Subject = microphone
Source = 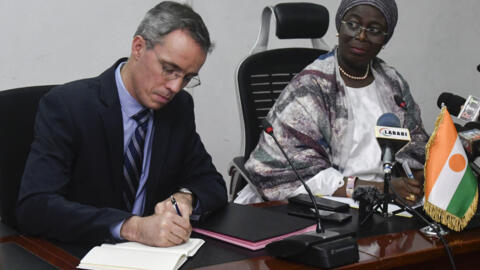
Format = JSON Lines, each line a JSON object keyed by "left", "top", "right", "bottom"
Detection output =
{"left": 352, "top": 186, "right": 383, "bottom": 225}
{"left": 262, "top": 119, "right": 359, "bottom": 268}
{"left": 375, "top": 113, "right": 411, "bottom": 168}
{"left": 438, "top": 93, "right": 480, "bottom": 169}
{"left": 374, "top": 113, "right": 411, "bottom": 216}
{"left": 437, "top": 92, "right": 480, "bottom": 122}
{"left": 458, "top": 122, "right": 480, "bottom": 175}
{"left": 457, "top": 95, "right": 480, "bottom": 122}
{"left": 459, "top": 123, "right": 480, "bottom": 160}
{"left": 260, "top": 119, "right": 323, "bottom": 234}
{"left": 464, "top": 121, "right": 480, "bottom": 131}
{"left": 394, "top": 95, "right": 407, "bottom": 111}
{"left": 437, "top": 92, "right": 466, "bottom": 116}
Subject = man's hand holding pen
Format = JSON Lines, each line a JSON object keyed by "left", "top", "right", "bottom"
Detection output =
{"left": 158, "top": 192, "right": 194, "bottom": 218}
{"left": 120, "top": 192, "right": 194, "bottom": 247}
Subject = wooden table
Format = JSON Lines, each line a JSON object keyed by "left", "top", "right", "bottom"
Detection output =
{"left": 1, "top": 202, "right": 480, "bottom": 270}
{"left": 192, "top": 228, "right": 480, "bottom": 270}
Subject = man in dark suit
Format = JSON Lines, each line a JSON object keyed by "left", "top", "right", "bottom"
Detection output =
{"left": 16, "top": 1, "right": 227, "bottom": 247}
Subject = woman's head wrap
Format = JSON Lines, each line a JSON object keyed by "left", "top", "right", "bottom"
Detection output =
{"left": 335, "top": 0, "right": 398, "bottom": 44}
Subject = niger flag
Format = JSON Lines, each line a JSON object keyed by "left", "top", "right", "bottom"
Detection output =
{"left": 424, "top": 107, "right": 478, "bottom": 231}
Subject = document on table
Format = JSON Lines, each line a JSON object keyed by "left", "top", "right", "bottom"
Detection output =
{"left": 77, "top": 238, "right": 204, "bottom": 270}
{"left": 321, "top": 195, "right": 423, "bottom": 218}
{"left": 193, "top": 203, "right": 317, "bottom": 250}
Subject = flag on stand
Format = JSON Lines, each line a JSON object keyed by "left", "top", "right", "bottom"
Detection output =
{"left": 424, "top": 107, "right": 478, "bottom": 231}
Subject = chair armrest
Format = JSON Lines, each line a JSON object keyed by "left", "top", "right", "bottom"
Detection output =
{"left": 228, "top": 156, "right": 267, "bottom": 202}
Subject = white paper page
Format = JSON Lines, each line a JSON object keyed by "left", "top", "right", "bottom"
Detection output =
{"left": 78, "top": 246, "right": 186, "bottom": 270}
{"left": 103, "top": 238, "right": 205, "bottom": 257}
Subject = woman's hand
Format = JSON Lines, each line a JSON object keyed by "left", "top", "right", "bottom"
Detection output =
{"left": 391, "top": 174, "right": 424, "bottom": 206}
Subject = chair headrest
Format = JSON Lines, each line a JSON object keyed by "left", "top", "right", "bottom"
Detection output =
{"left": 274, "top": 3, "right": 329, "bottom": 39}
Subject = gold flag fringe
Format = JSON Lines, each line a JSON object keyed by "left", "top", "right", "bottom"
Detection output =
{"left": 424, "top": 107, "right": 446, "bottom": 171}
{"left": 423, "top": 107, "right": 478, "bottom": 231}
{"left": 424, "top": 190, "right": 478, "bottom": 231}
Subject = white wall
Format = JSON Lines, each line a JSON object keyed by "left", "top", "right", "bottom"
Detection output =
{"left": 1, "top": 0, "right": 479, "bottom": 191}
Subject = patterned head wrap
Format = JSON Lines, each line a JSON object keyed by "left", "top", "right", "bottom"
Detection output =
{"left": 335, "top": 0, "right": 398, "bottom": 44}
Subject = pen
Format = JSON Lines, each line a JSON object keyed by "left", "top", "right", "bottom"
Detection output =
{"left": 402, "top": 160, "right": 414, "bottom": 179}
{"left": 170, "top": 195, "right": 182, "bottom": 217}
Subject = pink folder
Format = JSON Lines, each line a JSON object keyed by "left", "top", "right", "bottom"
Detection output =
{"left": 193, "top": 224, "right": 317, "bottom": 251}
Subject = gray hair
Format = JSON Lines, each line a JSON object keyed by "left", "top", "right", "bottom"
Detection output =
{"left": 135, "top": 1, "right": 213, "bottom": 53}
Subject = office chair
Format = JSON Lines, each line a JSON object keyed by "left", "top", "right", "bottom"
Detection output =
{"left": 0, "top": 85, "right": 56, "bottom": 228}
{"left": 228, "top": 3, "right": 330, "bottom": 202}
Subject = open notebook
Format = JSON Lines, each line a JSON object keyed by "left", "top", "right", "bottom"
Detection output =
{"left": 77, "top": 238, "right": 204, "bottom": 270}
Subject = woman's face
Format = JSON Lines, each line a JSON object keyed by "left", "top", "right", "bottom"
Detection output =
{"left": 337, "top": 5, "right": 387, "bottom": 70}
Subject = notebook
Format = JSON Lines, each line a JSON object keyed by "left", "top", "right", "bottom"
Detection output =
{"left": 193, "top": 203, "right": 316, "bottom": 250}
{"left": 77, "top": 238, "right": 204, "bottom": 270}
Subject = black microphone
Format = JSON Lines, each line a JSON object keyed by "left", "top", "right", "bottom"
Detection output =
{"left": 394, "top": 95, "right": 407, "bottom": 111}
{"left": 261, "top": 119, "right": 323, "bottom": 233}
{"left": 352, "top": 186, "right": 383, "bottom": 225}
{"left": 374, "top": 113, "right": 411, "bottom": 215}
{"left": 375, "top": 113, "right": 411, "bottom": 168}
{"left": 464, "top": 121, "right": 480, "bottom": 131}
{"left": 459, "top": 122, "right": 480, "bottom": 160}
{"left": 457, "top": 122, "right": 480, "bottom": 175}
{"left": 438, "top": 92, "right": 480, "bottom": 124}
{"left": 262, "top": 119, "right": 359, "bottom": 269}
{"left": 437, "top": 92, "right": 466, "bottom": 116}
{"left": 437, "top": 93, "right": 480, "bottom": 164}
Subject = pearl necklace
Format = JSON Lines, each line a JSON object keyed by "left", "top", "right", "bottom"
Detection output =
{"left": 339, "top": 63, "right": 370, "bottom": 80}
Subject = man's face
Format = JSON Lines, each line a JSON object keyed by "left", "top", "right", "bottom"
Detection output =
{"left": 126, "top": 29, "right": 207, "bottom": 110}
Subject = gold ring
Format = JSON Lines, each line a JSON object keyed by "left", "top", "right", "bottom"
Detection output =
{"left": 405, "top": 194, "right": 416, "bottom": 201}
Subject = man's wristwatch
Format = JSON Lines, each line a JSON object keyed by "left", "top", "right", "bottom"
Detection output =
{"left": 178, "top": 188, "right": 196, "bottom": 206}
{"left": 178, "top": 188, "right": 193, "bottom": 195}
{"left": 346, "top": 176, "right": 357, "bottom": 198}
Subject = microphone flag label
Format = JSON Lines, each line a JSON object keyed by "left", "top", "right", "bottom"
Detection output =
{"left": 375, "top": 127, "right": 410, "bottom": 140}
{"left": 458, "top": 95, "right": 480, "bottom": 122}
{"left": 424, "top": 107, "right": 478, "bottom": 231}
{"left": 374, "top": 126, "right": 411, "bottom": 152}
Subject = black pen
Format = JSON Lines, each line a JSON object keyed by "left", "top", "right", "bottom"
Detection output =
{"left": 170, "top": 195, "right": 182, "bottom": 217}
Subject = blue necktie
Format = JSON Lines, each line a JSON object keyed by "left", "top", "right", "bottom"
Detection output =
{"left": 123, "top": 109, "right": 150, "bottom": 211}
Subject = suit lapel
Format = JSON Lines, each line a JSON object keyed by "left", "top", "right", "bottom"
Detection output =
{"left": 98, "top": 60, "right": 125, "bottom": 204}
{"left": 100, "top": 105, "right": 124, "bottom": 200}
{"left": 144, "top": 108, "right": 173, "bottom": 214}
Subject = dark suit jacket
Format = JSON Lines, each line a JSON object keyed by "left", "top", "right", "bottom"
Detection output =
{"left": 16, "top": 59, "right": 227, "bottom": 244}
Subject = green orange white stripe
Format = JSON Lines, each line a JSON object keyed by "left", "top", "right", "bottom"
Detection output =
{"left": 426, "top": 136, "right": 476, "bottom": 217}
{"left": 424, "top": 107, "right": 478, "bottom": 231}
{"left": 424, "top": 110, "right": 457, "bottom": 200}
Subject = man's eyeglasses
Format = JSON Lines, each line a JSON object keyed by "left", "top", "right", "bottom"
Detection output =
{"left": 340, "top": 20, "right": 387, "bottom": 44}
{"left": 152, "top": 51, "right": 201, "bottom": 89}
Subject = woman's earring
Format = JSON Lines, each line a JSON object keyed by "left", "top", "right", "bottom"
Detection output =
{"left": 336, "top": 33, "right": 339, "bottom": 37}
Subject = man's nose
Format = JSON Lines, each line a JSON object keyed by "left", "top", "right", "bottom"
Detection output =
{"left": 165, "top": 77, "right": 184, "bottom": 93}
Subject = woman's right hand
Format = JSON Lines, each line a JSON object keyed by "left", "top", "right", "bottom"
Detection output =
{"left": 391, "top": 177, "right": 423, "bottom": 205}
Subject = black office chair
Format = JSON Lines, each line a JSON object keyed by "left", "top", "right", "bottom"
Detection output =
{"left": 0, "top": 85, "right": 56, "bottom": 228}
{"left": 228, "top": 3, "right": 330, "bottom": 202}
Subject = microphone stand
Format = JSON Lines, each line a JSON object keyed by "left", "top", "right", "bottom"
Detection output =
{"left": 379, "top": 155, "right": 405, "bottom": 217}
{"left": 371, "top": 145, "right": 408, "bottom": 218}
{"left": 268, "top": 132, "right": 334, "bottom": 236}
{"left": 389, "top": 186, "right": 455, "bottom": 270}
{"left": 381, "top": 162, "right": 392, "bottom": 216}
{"left": 262, "top": 120, "right": 359, "bottom": 268}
